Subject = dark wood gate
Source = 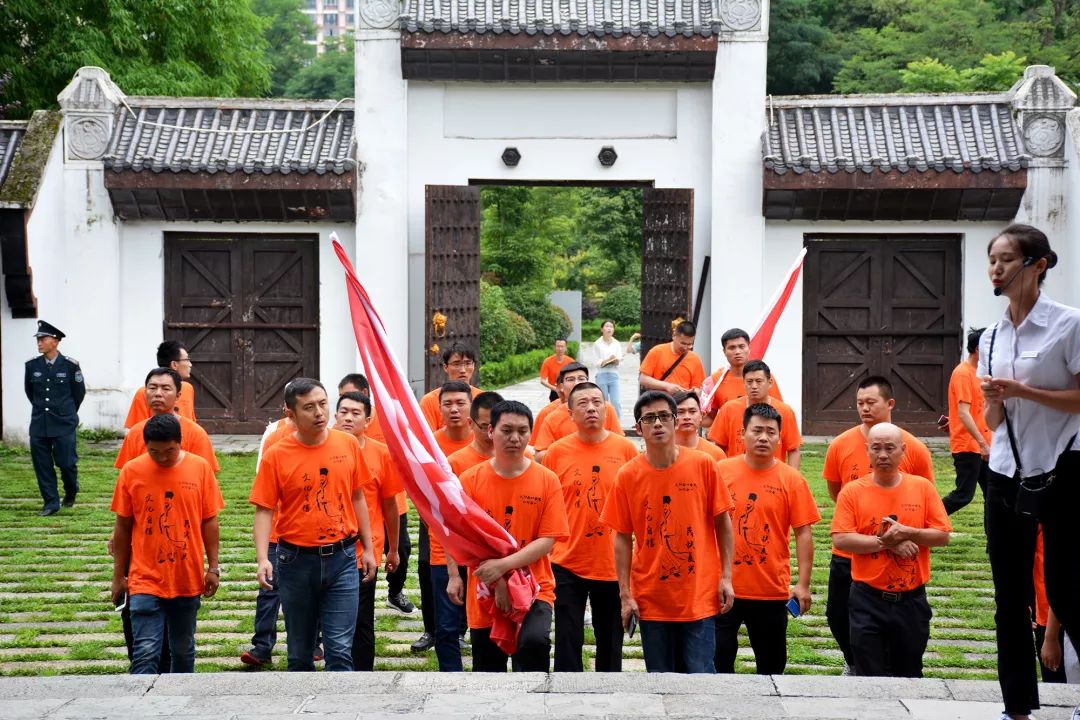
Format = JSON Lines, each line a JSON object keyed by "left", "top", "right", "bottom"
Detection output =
{"left": 802, "top": 235, "right": 962, "bottom": 436}
{"left": 164, "top": 234, "right": 319, "bottom": 433}
{"left": 424, "top": 186, "right": 481, "bottom": 391}
{"left": 640, "top": 188, "right": 694, "bottom": 359}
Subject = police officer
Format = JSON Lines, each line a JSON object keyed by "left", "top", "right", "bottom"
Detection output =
{"left": 25, "top": 321, "right": 85, "bottom": 516}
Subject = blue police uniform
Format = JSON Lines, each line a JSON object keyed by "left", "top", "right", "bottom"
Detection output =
{"left": 25, "top": 321, "right": 85, "bottom": 514}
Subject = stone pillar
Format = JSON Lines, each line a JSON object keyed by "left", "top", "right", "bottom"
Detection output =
{"left": 354, "top": 0, "right": 410, "bottom": 365}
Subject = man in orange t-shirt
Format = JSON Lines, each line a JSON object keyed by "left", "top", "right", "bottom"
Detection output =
{"left": 638, "top": 320, "right": 706, "bottom": 395}
{"left": 116, "top": 369, "right": 219, "bottom": 472}
{"left": 714, "top": 404, "right": 820, "bottom": 675}
{"left": 673, "top": 391, "right": 726, "bottom": 462}
{"left": 601, "top": 390, "right": 735, "bottom": 673}
{"left": 708, "top": 360, "right": 801, "bottom": 468}
{"left": 124, "top": 341, "right": 197, "bottom": 428}
{"left": 543, "top": 382, "right": 639, "bottom": 672}
{"left": 110, "top": 414, "right": 224, "bottom": 674}
{"left": 539, "top": 338, "right": 574, "bottom": 402}
{"left": 417, "top": 343, "right": 483, "bottom": 431}
{"left": 457, "top": 400, "right": 570, "bottom": 672}
{"left": 942, "top": 328, "right": 991, "bottom": 515}
{"left": 822, "top": 375, "right": 935, "bottom": 674}
{"left": 534, "top": 363, "right": 623, "bottom": 460}
{"left": 832, "top": 422, "right": 951, "bottom": 678}
{"left": 249, "top": 378, "right": 377, "bottom": 672}
{"left": 702, "top": 329, "right": 784, "bottom": 425}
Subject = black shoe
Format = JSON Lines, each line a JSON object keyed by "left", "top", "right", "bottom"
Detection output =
{"left": 387, "top": 591, "right": 416, "bottom": 614}
{"left": 410, "top": 632, "right": 434, "bottom": 652}
{"left": 62, "top": 494, "right": 76, "bottom": 508}
{"left": 39, "top": 506, "right": 59, "bottom": 517}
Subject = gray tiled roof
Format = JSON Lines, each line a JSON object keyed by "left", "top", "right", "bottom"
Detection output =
{"left": 103, "top": 98, "right": 355, "bottom": 175}
{"left": 400, "top": 0, "right": 759, "bottom": 36}
{"left": 0, "top": 122, "right": 26, "bottom": 189}
{"left": 763, "top": 95, "right": 1030, "bottom": 174}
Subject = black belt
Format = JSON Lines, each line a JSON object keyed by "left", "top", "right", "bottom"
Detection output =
{"left": 853, "top": 581, "right": 926, "bottom": 603}
{"left": 278, "top": 535, "right": 358, "bottom": 556}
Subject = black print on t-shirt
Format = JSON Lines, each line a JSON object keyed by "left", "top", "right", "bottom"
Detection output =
{"left": 735, "top": 492, "right": 770, "bottom": 566}
{"left": 659, "top": 495, "right": 695, "bottom": 580}
{"left": 139, "top": 489, "right": 190, "bottom": 565}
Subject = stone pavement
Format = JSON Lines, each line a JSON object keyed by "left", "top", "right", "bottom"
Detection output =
{"left": 1, "top": 673, "right": 1078, "bottom": 720}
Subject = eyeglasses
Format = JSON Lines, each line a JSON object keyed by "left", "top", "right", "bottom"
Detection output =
{"left": 472, "top": 420, "right": 491, "bottom": 432}
{"left": 447, "top": 360, "right": 475, "bottom": 369}
{"left": 638, "top": 412, "right": 675, "bottom": 425}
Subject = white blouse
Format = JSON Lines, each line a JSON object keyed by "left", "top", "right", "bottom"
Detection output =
{"left": 978, "top": 293, "right": 1080, "bottom": 478}
{"left": 592, "top": 336, "right": 624, "bottom": 375}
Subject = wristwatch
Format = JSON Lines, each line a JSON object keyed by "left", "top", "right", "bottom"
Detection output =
{"left": 207, "top": 567, "right": 221, "bottom": 577}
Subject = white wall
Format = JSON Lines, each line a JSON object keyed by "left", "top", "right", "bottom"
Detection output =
{"left": 405, "top": 82, "right": 715, "bottom": 391}
{"left": 1060, "top": 109, "right": 1080, "bottom": 309}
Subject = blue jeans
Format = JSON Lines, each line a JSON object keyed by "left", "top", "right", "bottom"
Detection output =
{"left": 129, "top": 594, "right": 200, "bottom": 674}
{"left": 639, "top": 616, "right": 716, "bottom": 673}
{"left": 595, "top": 373, "right": 621, "bottom": 420}
{"left": 249, "top": 543, "right": 280, "bottom": 661}
{"left": 429, "top": 564, "right": 464, "bottom": 671}
{"left": 276, "top": 542, "right": 360, "bottom": 671}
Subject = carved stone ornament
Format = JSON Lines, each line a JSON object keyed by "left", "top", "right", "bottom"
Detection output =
{"left": 67, "top": 116, "right": 111, "bottom": 160}
{"left": 359, "top": 0, "right": 400, "bottom": 28}
{"left": 1024, "top": 115, "right": 1065, "bottom": 157}
{"left": 719, "top": 0, "right": 761, "bottom": 31}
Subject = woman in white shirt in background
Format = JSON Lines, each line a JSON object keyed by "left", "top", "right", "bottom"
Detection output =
{"left": 592, "top": 320, "right": 625, "bottom": 420}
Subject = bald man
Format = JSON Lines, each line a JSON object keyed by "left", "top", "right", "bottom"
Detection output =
{"left": 830, "top": 423, "right": 951, "bottom": 678}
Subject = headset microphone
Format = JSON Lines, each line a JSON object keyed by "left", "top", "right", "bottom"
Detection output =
{"left": 993, "top": 256, "right": 1036, "bottom": 297}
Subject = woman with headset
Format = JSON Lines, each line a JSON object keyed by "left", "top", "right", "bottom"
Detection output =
{"left": 979, "top": 224, "right": 1080, "bottom": 720}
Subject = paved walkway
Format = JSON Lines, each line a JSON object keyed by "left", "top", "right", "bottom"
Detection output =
{"left": 1, "top": 673, "right": 1077, "bottom": 719}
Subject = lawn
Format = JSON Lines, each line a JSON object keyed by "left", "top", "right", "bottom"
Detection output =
{"left": 0, "top": 440, "right": 997, "bottom": 676}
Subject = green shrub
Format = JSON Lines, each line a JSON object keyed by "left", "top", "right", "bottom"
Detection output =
{"left": 598, "top": 285, "right": 640, "bottom": 326}
{"left": 479, "top": 281, "right": 516, "bottom": 362}
{"left": 503, "top": 286, "right": 572, "bottom": 345}
{"left": 480, "top": 342, "right": 579, "bottom": 389}
{"left": 506, "top": 310, "right": 537, "bottom": 354}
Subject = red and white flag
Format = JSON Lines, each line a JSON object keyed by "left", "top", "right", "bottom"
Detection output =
{"left": 332, "top": 236, "right": 537, "bottom": 653}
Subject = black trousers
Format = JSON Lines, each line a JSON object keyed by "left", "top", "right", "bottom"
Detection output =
{"left": 714, "top": 598, "right": 789, "bottom": 675}
{"left": 351, "top": 569, "right": 378, "bottom": 671}
{"left": 849, "top": 583, "right": 931, "bottom": 678}
{"left": 825, "top": 555, "right": 854, "bottom": 666}
{"left": 471, "top": 600, "right": 553, "bottom": 672}
{"left": 942, "top": 452, "right": 988, "bottom": 515}
{"left": 30, "top": 433, "right": 78, "bottom": 510}
{"left": 417, "top": 522, "right": 434, "bottom": 635}
{"left": 384, "top": 513, "right": 411, "bottom": 597}
{"left": 552, "top": 564, "right": 622, "bottom": 672}
{"left": 1035, "top": 623, "right": 1067, "bottom": 684}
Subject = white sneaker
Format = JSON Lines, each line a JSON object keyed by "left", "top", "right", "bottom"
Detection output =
{"left": 841, "top": 663, "right": 854, "bottom": 676}
{"left": 997, "top": 714, "right": 1037, "bottom": 720}
{"left": 1071, "top": 705, "right": 1079, "bottom": 720}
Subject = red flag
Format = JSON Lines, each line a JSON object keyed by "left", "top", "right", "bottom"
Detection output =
{"left": 332, "top": 236, "right": 537, "bottom": 654}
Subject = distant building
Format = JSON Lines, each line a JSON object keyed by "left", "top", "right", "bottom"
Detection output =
{"left": 302, "top": 0, "right": 356, "bottom": 53}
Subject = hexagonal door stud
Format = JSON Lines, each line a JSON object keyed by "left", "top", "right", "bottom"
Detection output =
{"left": 501, "top": 147, "right": 521, "bottom": 167}
{"left": 598, "top": 146, "right": 618, "bottom": 167}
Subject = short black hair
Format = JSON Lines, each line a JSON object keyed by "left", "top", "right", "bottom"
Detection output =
{"left": 634, "top": 390, "right": 676, "bottom": 422}
{"left": 338, "top": 373, "right": 369, "bottom": 392}
{"left": 143, "top": 413, "right": 182, "bottom": 443}
{"left": 674, "top": 320, "right": 696, "bottom": 337}
{"left": 439, "top": 380, "right": 472, "bottom": 399}
{"left": 470, "top": 391, "right": 503, "bottom": 421}
{"left": 967, "top": 327, "right": 986, "bottom": 354}
{"left": 441, "top": 342, "right": 477, "bottom": 366}
{"left": 284, "top": 378, "right": 326, "bottom": 410}
{"left": 743, "top": 402, "right": 782, "bottom": 431}
{"left": 721, "top": 328, "right": 750, "bottom": 347}
{"left": 557, "top": 362, "right": 589, "bottom": 384}
{"left": 672, "top": 390, "right": 700, "bottom": 408}
{"left": 858, "top": 375, "right": 893, "bottom": 401}
{"left": 156, "top": 340, "right": 187, "bottom": 367}
{"left": 567, "top": 381, "right": 603, "bottom": 406}
{"left": 144, "top": 367, "right": 182, "bottom": 393}
{"left": 490, "top": 400, "right": 533, "bottom": 430}
{"left": 336, "top": 390, "right": 371, "bottom": 415}
{"left": 742, "top": 359, "right": 771, "bottom": 379}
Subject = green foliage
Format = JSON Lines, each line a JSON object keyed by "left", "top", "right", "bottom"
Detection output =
{"left": 766, "top": 0, "right": 843, "bottom": 94}
{"left": 899, "top": 52, "right": 1027, "bottom": 92}
{"left": 479, "top": 281, "right": 516, "bottom": 363}
{"left": 503, "top": 286, "right": 572, "bottom": 347}
{"left": 282, "top": 37, "right": 354, "bottom": 99}
{"left": 598, "top": 285, "right": 641, "bottom": 327}
{"left": 0, "top": 0, "right": 271, "bottom": 118}
{"left": 252, "top": 0, "right": 316, "bottom": 96}
{"left": 479, "top": 343, "right": 580, "bottom": 389}
{"left": 506, "top": 310, "right": 537, "bottom": 354}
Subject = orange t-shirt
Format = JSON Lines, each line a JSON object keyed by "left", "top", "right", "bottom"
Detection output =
{"left": 364, "top": 411, "right": 386, "bottom": 444}
{"left": 249, "top": 430, "right": 369, "bottom": 547}
{"left": 707, "top": 397, "right": 801, "bottom": 460}
{"left": 111, "top": 452, "right": 224, "bottom": 599}
{"left": 1034, "top": 527, "right": 1049, "bottom": 627}
{"left": 358, "top": 438, "right": 404, "bottom": 567}
{"left": 708, "top": 369, "right": 783, "bottom": 410}
{"left": 831, "top": 474, "right": 951, "bottom": 591}
{"left": 115, "top": 415, "right": 219, "bottom": 472}
{"left": 543, "top": 432, "right": 640, "bottom": 581}
{"left": 534, "top": 402, "right": 624, "bottom": 451}
{"left": 948, "top": 362, "right": 991, "bottom": 454}
{"left": 540, "top": 354, "right": 575, "bottom": 387}
{"left": 717, "top": 457, "right": 821, "bottom": 600}
{"left": 433, "top": 444, "right": 496, "bottom": 567}
{"left": 434, "top": 428, "right": 473, "bottom": 458}
{"left": 640, "top": 344, "right": 705, "bottom": 390}
{"left": 530, "top": 400, "right": 561, "bottom": 446}
{"left": 418, "top": 385, "right": 483, "bottom": 431}
{"left": 601, "top": 448, "right": 733, "bottom": 622}
{"left": 124, "top": 382, "right": 197, "bottom": 428}
{"left": 684, "top": 439, "right": 727, "bottom": 462}
{"left": 460, "top": 460, "right": 569, "bottom": 629}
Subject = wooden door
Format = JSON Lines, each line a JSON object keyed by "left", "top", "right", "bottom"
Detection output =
{"left": 424, "top": 186, "right": 481, "bottom": 391}
{"left": 640, "top": 188, "right": 694, "bottom": 360}
{"left": 164, "top": 234, "right": 319, "bottom": 433}
{"left": 803, "top": 235, "right": 961, "bottom": 436}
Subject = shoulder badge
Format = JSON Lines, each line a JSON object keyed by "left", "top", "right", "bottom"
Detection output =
{"left": 65, "top": 355, "right": 80, "bottom": 366}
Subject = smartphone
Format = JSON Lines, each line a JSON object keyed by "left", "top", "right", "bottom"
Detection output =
{"left": 785, "top": 597, "right": 801, "bottom": 618}
{"left": 627, "top": 612, "right": 638, "bottom": 638}
{"left": 114, "top": 593, "right": 127, "bottom": 612}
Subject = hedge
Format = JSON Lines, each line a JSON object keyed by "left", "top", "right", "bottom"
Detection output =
{"left": 480, "top": 341, "right": 580, "bottom": 389}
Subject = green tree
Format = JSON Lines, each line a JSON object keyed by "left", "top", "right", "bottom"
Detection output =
{"left": 252, "top": 0, "right": 316, "bottom": 96}
{"left": 767, "top": 0, "right": 842, "bottom": 95}
{"left": 0, "top": 0, "right": 271, "bottom": 118}
{"left": 282, "top": 37, "right": 354, "bottom": 99}
{"left": 480, "top": 186, "right": 574, "bottom": 288}
{"left": 899, "top": 52, "right": 1027, "bottom": 92}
